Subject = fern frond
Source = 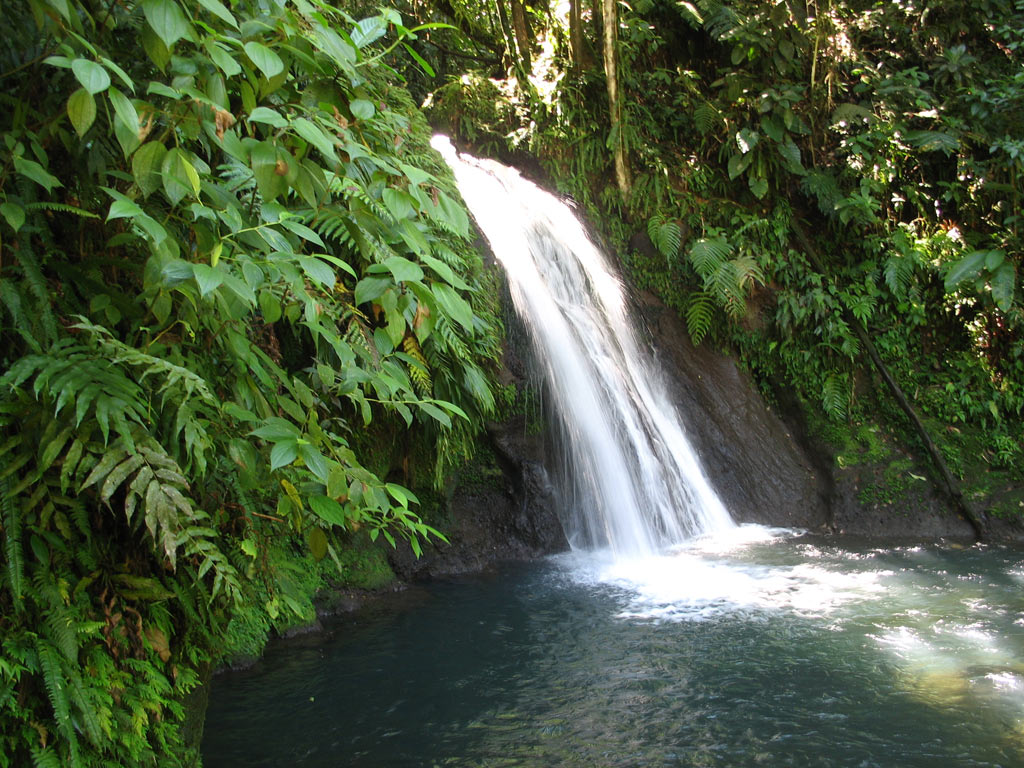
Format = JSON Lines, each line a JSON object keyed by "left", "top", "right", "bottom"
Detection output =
{"left": 2, "top": 342, "right": 150, "bottom": 447}
{"left": 462, "top": 363, "right": 495, "bottom": 414}
{"left": 844, "top": 292, "right": 877, "bottom": 326}
{"left": 62, "top": 663, "right": 104, "bottom": 747}
{"left": 0, "top": 278, "right": 40, "bottom": 353}
{"left": 685, "top": 292, "right": 715, "bottom": 344}
{"left": 13, "top": 248, "right": 59, "bottom": 348}
{"left": 688, "top": 236, "right": 733, "bottom": 280}
{"left": 77, "top": 430, "right": 197, "bottom": 568}
{"left": 822, "top": 373, "right": 848, "bottom": 421}
{"left": 431, "top": 241, "right": 467, "bottom": 268}
{"left": 732, "top": 255, "right": 766, "bottom": 290}
{"left": 43, "top": 605, "right": 79, "bottom": 663}
{"left": 23, "top": 202, "right": 100, "bottom": 220}
{"left": 310, "top": 206, "right": 356, "bottom": 242}
{"left": 830, "top": 103, "right": 876, "bottom": 127}
{"left": 647, "top": 214, "right": 682, "bottom": 259}
{"left": 800, "top": 170, "right": 844, "bottom": 216}
{"left": 707, "top": 261, "right": 747, "bottom": 318}
{"left": 345, "top": 317, "right": 380, "bottom": 369}
{"left": 694, "top": 103, "right": 721, "bottom": 136}
{"left": 75, "top": 321, "right": 216, "bottom": 406}
{"left": 699, "top": 0, "right": 741, "bottom": 40}
{"left": 884, "top": 254, "right": 915, "bottom": 298}
{"left": 674, "top": 0, "right": 704, "bottom": 26}
{"left": 1, "top": 476, "right": 25, "bottom": 605}
{"left": 30, "top": 745, "right": 63, "bottom": 768}
{"left": 37, "top": 641, "right": 78, "bottom": 757}
{"left": 432, "top": 314, "right": 471, "bottom": 362}
{"left": 402, "top": 335, "right": 432, "bottom": 395}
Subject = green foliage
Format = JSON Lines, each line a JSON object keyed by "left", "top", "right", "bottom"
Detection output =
{"left": 1, "top": 0, "right": 502, "bottom": 763}
{"left": 647, "top": 214, "right": 681, "bottom": 259}
{"left": 685, "top": 292, "right": 715, "bottom": 345}
{"left": 416, "top": 0, "right": 1024, "bottom": 504}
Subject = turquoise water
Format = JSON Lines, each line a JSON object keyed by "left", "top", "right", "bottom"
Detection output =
{"left": 203, "top": 529, "right": 1024, "bottom": 766}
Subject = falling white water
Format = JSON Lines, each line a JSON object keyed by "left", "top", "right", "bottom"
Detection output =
{"left": 433, "top": 136, "right": 734, "bottom": 558}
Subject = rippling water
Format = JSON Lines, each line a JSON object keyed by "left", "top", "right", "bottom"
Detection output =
{"left": 203, "top": 528, "right": 1024, "bottom": 767}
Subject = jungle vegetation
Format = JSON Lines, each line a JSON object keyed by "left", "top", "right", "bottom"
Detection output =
{"left": 410, "top": 0, "right": 1023, "bottom": 519}
{"left": 1, "top": 0, "right": 1022, "bottom": 765}
{"left": 0, "top": 1, "right": 502, "bottom": 764}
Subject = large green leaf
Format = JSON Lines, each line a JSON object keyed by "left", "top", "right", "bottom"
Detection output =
{"left": 244, "top": 41, "right": 285, "bottom": 78}
{"left": 299, "top": 257, "right": 335, "bottom": 288}
{"left": 132, "top": 141, "right": 167, "bottom": 197}
{"left": 269, "top": 440, "right": 298, "bottom": 470}
{"left": 382, "top": 188, "right": 415, "bottom": 221}
{"left": 13, "top": 156, "right": 62, "bottom": 192}
{"left": 354, "top": 276, "right": 391, "bottom": 305}
{"left": 248, "top": 106, "right": 288, "bottom": 128}
{"left": 107, "top": 87, "right": 139, "bottom": 137}
{"left": 251, "top": 141, "right": 288, "bottom": 202}
{"left": 206, "top": 40, "right": 242, "bottom": 76}
{"left": 432, "top": 283, "right": 474, "bottom": 331}
{"left": 196, "top": 0, "right": 238, "bottom": 27}
{"left": 308, "top": 495, "right": 347, "bottom": 526}
{"left": 991, "top": 262, "right": 1016, "bottom": 312}
{"left": 142, "top": 0, "right": 192, "bottom": 48}
{"left": 292, "top": 117, "right": 339, "bottom": 166}
{"left": 0, "top": 202, "right": 25, "bottom": 232}
{"left": 160, "top": 148, "right": 200, "bottom": 206}
{"left": 382, "top": 255, "right": 424, "bottom": 283}
{"left": 350, "top": 98, "right": 375, "bottom": 120}
{"left": 748, "top": 174, "right": 768, "bottom": 199}
{"left": 727, "top": 152, "right": 751, "bottom": 180}
{"left": 192, "top": 263, "right": 224, "bottom": 297}
{"left": 66, "top": 88, "right": 96, "bottom": 137}
{"left": 944, "top": 251, "right": 986, "bottom": 292}
{"left": 71, "top": 59, "right": 110, "bottom": 94}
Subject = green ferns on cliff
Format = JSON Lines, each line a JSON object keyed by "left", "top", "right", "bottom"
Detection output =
{"left": 411, "top": 0, "right": 1023, "bottom": 494}
{"left": 0, "top": 1, "right": 500, "bottom": 764}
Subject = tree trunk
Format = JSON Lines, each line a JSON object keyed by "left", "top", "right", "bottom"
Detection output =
{"left": 790, "top": 219, "right": 989, "bottom": 540}
{"left": 510, "top": 0, "right": 532, "bottom": 70}
{"left": 495, "top": 0, "right": 517, "bottom": 70}
{"left": 602, "top": 0, "right": 631, "bottom": 200}
{"left": 569, "top": 0, "right": 585, "bottom": 69}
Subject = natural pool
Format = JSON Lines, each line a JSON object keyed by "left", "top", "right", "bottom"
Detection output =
{"left": 203, "top": 527, "right": 1024, "bottom": 767}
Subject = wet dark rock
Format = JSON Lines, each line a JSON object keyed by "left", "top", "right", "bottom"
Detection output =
{"left": 634, "top": 289, "right": 833, "bottom": 531}
{"left": 827, "top": 464, "right": 975, "bottom": 539}
{"left": 386, "top": 429, "right": 566, "bottom": 581}
{"left": 633, "top": 288, "right": 1014, "bottom": 541}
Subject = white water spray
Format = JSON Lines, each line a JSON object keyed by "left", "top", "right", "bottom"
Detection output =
{"left": 433, "top": 137, "right": 733, "bottom": 558}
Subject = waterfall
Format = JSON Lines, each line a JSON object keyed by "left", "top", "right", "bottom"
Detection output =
{"left": 433, "top": 137, "right": 734, "bottom": 558}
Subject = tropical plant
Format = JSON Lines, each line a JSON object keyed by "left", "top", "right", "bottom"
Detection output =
{"left": 0, "top": 0, "right": 502, "bottom": 764}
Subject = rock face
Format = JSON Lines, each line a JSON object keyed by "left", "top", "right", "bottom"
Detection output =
{"left": 633, "top": 289, "right": 834, "bottom": 531}
{"left": 827, "top": 464, "right": 975, "bottom": 539}
{"left": 387, "top": 329, "right": 568, "bottom": 581}
{"left": 386, "top": 414, "right": 568, "bottom": 580}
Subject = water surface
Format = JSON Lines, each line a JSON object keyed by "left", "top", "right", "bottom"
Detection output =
{"left": 203, "top": 529, "right": 1024, "bottom": 767}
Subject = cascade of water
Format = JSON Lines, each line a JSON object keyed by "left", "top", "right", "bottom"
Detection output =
{"left": 433, "top": 137, "right": 734, "bottom": 558}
